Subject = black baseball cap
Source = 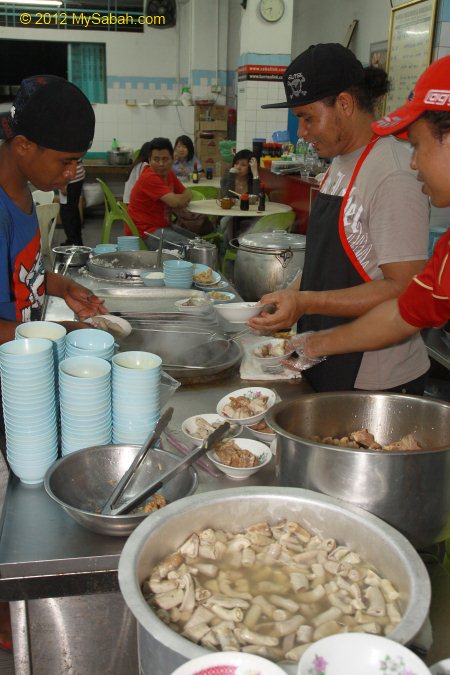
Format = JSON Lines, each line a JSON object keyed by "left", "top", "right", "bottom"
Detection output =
{"left": 0, "top": 74, "right": 95, "bottom": 152}
{"left": 262, "top": 43, "right": 365, "bottom": 109}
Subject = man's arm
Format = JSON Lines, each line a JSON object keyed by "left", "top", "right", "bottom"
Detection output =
{"left": 303, "top": 298, "right": 419, "bottom": 357}
{"left": 249, "top": 259, "right": 426, "bottom": 332}
{"left": 160, "top": 188, "right": 192, "bottom": 209}
{"left": 46, "top": 272, "right": 107, "bottom": 319}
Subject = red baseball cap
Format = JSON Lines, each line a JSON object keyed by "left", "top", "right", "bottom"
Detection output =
{"left": 372, "top": 55, "right": 450, "bottom": 139}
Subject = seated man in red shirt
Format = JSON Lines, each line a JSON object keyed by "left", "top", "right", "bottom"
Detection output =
{"left": 290, "top": 55, "right": 450, "bottom": 360}
{"left": 127, "top": 137, "right": 194, "bottom": 249}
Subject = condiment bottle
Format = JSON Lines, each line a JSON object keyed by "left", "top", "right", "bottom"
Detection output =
{"left": 192, "top": 162, "right": 199, "bottom": 184}
{"left": 111, "top": 138, "right": 119, "bottom": 151}
{"left": 258, "top": 184, "right": 266, "bottom": 212}
{"left": 240, "top": 193, "right": 249, "bottom": 211}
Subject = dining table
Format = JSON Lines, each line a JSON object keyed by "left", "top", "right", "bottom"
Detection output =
{"left": 187, "top": 198, "right": 292, "bottom": 219}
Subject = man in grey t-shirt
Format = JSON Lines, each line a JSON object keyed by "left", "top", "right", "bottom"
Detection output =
{"left": 249, "top": 44, "right": 429, "bottom": 393}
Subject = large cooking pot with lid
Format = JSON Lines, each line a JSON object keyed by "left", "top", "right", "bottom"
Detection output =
{"left": 231, "top": 231, "right": 306, "bottom": 301}
{"left": 183, "top": 237, "right": 218, "bottom": 270}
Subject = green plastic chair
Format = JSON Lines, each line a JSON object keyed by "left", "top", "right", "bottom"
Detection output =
{"left": 190, "top": 189, "right": 206, "bottom": 201}
{"left": 190, "top": 185, "right": 219, "bottom": 199}
{"left": 96, "top": 178, "right": 147, "bottom": 249}
{"left": 221, "top": 210, "right": 295, "bottom": 276}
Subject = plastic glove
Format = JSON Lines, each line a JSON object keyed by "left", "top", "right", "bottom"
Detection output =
{"left": 282, "top": 331, "right": 326, "bottom": 372}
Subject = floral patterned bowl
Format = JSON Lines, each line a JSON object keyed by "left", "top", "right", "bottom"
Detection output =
{"left": 298, "top": 633, "right": 431, "bottom": 675}
{"left": 170, "top": 650, "right": 287, "bottom": 675}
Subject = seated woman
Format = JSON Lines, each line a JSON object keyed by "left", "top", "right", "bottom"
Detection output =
{"left": 173, "top": 135, "right": 203, "bottom": 180}
{"left": 220, "top": 149, "right": 261, "bottom": 246}
{"left": 123, "top": 141, "right": 151, "bottom": 204}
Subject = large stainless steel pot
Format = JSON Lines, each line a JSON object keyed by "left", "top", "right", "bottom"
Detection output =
{"left": 266, "top": 392, "right": 450, "bottom": 549}
{"left": 231, "top": 231, "right": 306, "bottom": 301}
{"left": 107, "top": 149, "right": 133, "bottom": 165}
{"left": 183, "top": 237, "right": 218, "bottom": 270}
{"left": 118, "top": 487, "right": 430, "bottom": 675}
{"left": 87, "top": 250, "right": 178, "bottom": 281}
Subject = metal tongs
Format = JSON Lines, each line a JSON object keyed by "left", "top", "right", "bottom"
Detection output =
{"left": 106, "top": 420, "right": 231, "bottom": 516}
{"left": 101, "top": 407, "right": 174, "bottom": 515}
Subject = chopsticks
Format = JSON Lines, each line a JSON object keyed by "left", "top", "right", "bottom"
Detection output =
{"left": 164, "top": 430, "right": 222, "bottom": 477}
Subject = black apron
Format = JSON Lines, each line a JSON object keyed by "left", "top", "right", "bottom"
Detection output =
{"left": 299, "top": 138, "right": 378, "bottom": 391}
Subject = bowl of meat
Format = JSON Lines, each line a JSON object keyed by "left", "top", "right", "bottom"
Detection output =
{"left": 247, "top": 417, "right": 276, "bottom": 443}
{"left": 174, "top": 296, "right": 212, "bottom": 314}
{"left": 206, "top": 437, "right": 271, "bottom": 479}
{"left": 252, "top": 338, "right": 295, "bottom": 369}
{"left": 181, "top": 414, "right": 242, "bottom": 447}
{"left": 192, "top": 265, "right": 221, "bottom": 288}
{"left": 266, "top": 391, "right": 450, "bottom": 548}
{"left": 216, "top": 386, "right": 277, "bottom": 426}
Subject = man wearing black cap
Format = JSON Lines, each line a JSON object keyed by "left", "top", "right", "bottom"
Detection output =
{"left": 0, "top": 74, "right": 106, "bottom": 343}
{"left": 249, "top": 43, "right": 430, "bottom": 394}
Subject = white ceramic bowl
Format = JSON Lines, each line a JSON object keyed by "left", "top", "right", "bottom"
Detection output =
{"left": 247, "top": 417, "right": 276, "bottom": 443}
{"left": 205, "top": 290, "right": 236, "bottom": 303}
{"left": 192, "top": 264, "right": 221, "bottom": 287}
{"left": 217, "top": 386, "right": 277, "bottom": 426}
{"left": 207, "top": 437, "right": 271, "bottom": 479}
{"left": 181, "top": 413, "right": 241, "bottom": 447}
{"left": 140, "top": 272, "right": 165, "bottom": 287}
{"left": 174, "top": 297, "right": 212, "bottom": 314}
{"left": 298, "top": 633, "right": 432, "bottom": 675}
{"left": 85, "top": 314, "right": 132, "bottom": 338}
{"left": 170, "top": 651, "right": 287, "bottom": 675}
{"left": 252, "top": 337, "right": 295, "bottom": 366}
{"left": 214, "top": 301, "right": 262, "bottom": 323}
{"left": 430, "top": 658, "right": 450, "bottom": 675}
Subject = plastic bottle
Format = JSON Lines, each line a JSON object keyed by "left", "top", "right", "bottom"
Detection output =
{"left": 240, "top": 193, "right": 249, "bottom": 211}
{"left": 192, "top": 162, "right": 199, "bottom": 184}
{"left": 258, "top": 185, "right": 266, "bottom": 212}
{"left": 180, "top": 86, "right": 193, "bottom": 106}
{"left": 111, "top": 138, "right": 120, "bottom": 151}
{"left": 296, "top": 137, "right": 307, "bottom": 159}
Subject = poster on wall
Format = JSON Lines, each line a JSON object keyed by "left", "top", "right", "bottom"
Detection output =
{"left": 385, "top": 0, "right": 437, "bottom": 112}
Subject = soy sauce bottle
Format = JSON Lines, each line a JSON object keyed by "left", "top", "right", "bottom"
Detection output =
{"left": 192, "top": 162, "right": 199, "bottom": 184}
{"left": 240, "top": 193, "right": 249, "bottom": 211}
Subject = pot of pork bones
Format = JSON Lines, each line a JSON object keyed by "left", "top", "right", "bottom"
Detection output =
{"left": 118, "top": 487, "right": 430, "bottom": 675}
{"left": 266, "top": 391, "right": 450, "bottom": 549}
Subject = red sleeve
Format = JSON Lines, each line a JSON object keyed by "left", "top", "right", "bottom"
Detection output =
{"left": 170, "top": 172, "right": 186, "bottom": 195}
{"left": 398, "top": 230, "right": 450, "bottom": 328}
{"left": 140, "top": 169, "right": 172, "bottom": 200}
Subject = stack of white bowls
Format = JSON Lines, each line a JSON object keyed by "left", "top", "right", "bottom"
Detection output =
{"left": 163, "top": 259, "right": 193, "bottom": 289}
{"left": 0, "top": 338, "right": 58, "bottom": 484}
{"left": 59, "top": 356, "right": 112, "bottom": 456}
{"left": 112, "top": 351, "right": 161, "bottom": 444}
{"left": 65, "top": 328, "right": 115, "bottom": 361}
{"left": 117, "top": 235, "right": 140, "bottom": 251}
{"left": 94, "top": 243, "right": 118, "bottom": 255}
{"left": 15, "top": 321, "right": 66, "bottom": 402}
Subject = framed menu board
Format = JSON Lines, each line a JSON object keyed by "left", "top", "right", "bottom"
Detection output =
{"left": 385, "top": 0, "right": 437, "bottom": 111}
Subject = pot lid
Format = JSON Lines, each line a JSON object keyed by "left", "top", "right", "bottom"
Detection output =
{"left": 238, "top": 231, "right": 306, "bottom": 250}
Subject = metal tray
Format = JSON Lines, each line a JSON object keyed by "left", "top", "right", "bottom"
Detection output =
{"left": 95, "top": 287, "right": 211, "bottom": 315}
{"left": 87, "top": 251, "right": 178, "bottom": 280}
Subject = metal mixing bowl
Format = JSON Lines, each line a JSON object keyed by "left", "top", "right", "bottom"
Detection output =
{"left": 44, "top": 444, "right": 198, "bottom": 536}
{"left": 118, "top": 487, "right": 431, "bottom": 675}
{"left": 266, "top": 392, "right": 450, "bottom": 549}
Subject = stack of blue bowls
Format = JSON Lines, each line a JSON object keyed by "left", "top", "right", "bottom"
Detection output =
{"left": 59, "top": 356, "right": 112, "bottom": 456}
{"left": 117, "top": 235, "right": 140, "bottom": 251}
{"left": 65, "top": 328, "right": 115, "bottom": 362}
{"left": 94, "top": 243, "right": 118, "bottom": 255}
{"left": 0, "top": 338, "right": 58, "bottom": 483}
{"left": 112, "top": 351, "right": 161, "bottom": 444}
{"left": 163, "top": 259, "right": 194, "bottom": 289}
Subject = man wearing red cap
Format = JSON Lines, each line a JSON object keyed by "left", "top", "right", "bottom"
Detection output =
{"left": 293, "top": 55, "right": 450, "bottom": 360}
{"left": 0, "top": 75, "right": 106, "bottom": 344}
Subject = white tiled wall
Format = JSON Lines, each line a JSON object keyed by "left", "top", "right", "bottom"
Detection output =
{"left": 91, "top": 104, "right": 195, "bottom": 154}
{"left": 236, "top": 80, "right": 288, "bottom": 149}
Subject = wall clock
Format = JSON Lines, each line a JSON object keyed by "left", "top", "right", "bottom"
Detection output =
{"left": 259, "top": 0, "right": 285, "bottom": 23}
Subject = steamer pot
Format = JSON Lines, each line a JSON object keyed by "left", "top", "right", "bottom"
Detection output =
{"left": 266, "top": 392, "right": 450, "bottom": 549}
{"left": 118, "top": 487, "right": 430, "bottom": 675}
{"left": 231, "top": 231, "right": 306, "bottom": 301}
